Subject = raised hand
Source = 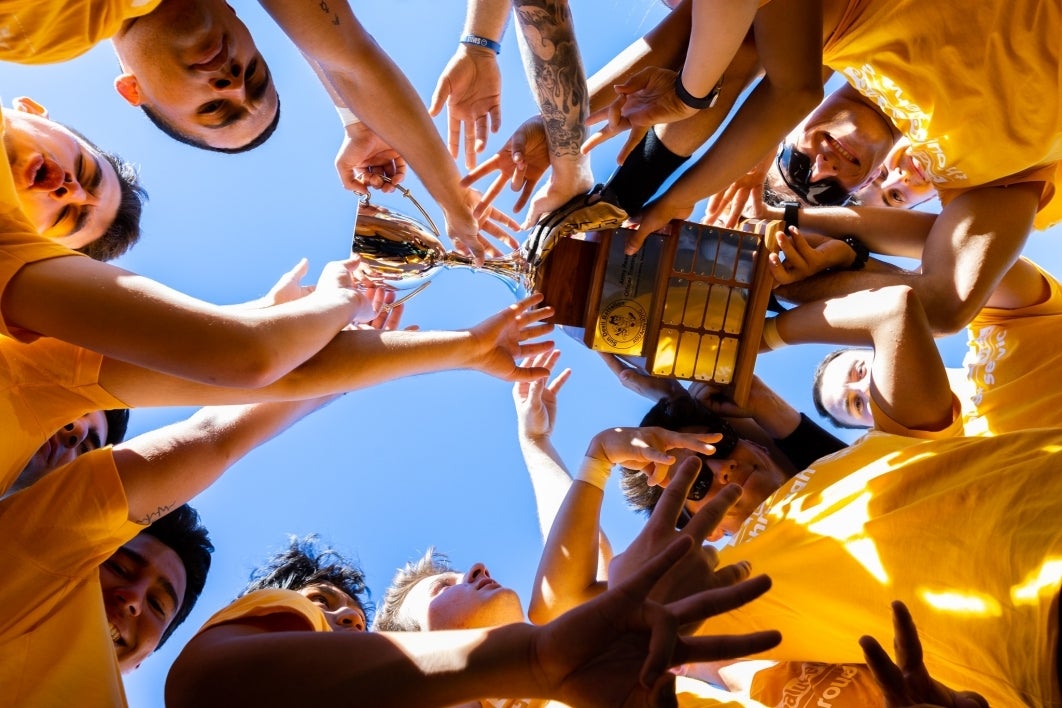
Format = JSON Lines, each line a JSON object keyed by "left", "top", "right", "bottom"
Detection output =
{"left": 624, "top": 194, "right": 697, "bottom": 255}
{"left": 583, "top": 66, "right": 697, "bottom": 163}
{"left": 466, "top": 293, "right": 555, "bottom": 382}
{"left": 429, "top": 45, "right": 503, "bottom": 170}
{"left": 701, "top": 155, "right": 773, "bottom": 229}
{"left": 462, "top": 117, "right": 552, "bottom": 218}
{"left": 513, "top": 349, "right": 571, "bottom": 441}
{"left": 599, "top": 352, "right": 686, "bottom": 402}
{"left": 767, "top": 226, "right": 856, "bottom": 285}
{"left": 335, "top": 120, "right": 407, "bottom": 195}
{"left": 609, "top": 458, "right": 752, "bottom": 604}
{"left": 532, "top": 535, "right": 779, "bottom": 707}
{"left": 860, "top": 602, "right": 989, "bottom": 708}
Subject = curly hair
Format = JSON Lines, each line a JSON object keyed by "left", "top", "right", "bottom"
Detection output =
{"left": 240, "top": 535, "right": 372, "bottom": 623}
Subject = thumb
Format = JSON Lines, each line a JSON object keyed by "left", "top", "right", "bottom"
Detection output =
{"left": 428, "top": 77, "right": 450, "bottom": 117}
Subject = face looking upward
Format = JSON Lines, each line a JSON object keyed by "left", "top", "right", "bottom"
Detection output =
{"left": 101, "top": 534, "right": 188, "bottom": 672}
{"left": 646, "top": 435, "right": 789, "bottom": 538}
{"left": 401, "top": 563, "right": 525, "bottom": 631}
{"left": 112, "top": 0, "right": 278, "bottom": 151}
{"left": 859, "top": 139, "right": 936, "bottom": 209}
{"left": 13, "top": 412, "right": 110, "bottom": 494}
{"left": 768, "top": 84, "right": 898, "bottom": 202}
{"left": 2, "top": 100, "right": 121, "bottom": 248}
{"left": 818, "top": 349, "right": 875, "bottom": 429}
{"left": 298, "top": 583, "right": 367, "bottom": 632}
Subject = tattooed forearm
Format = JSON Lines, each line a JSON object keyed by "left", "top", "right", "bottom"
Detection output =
{"left": 513, "top": 0, "right": 588, "bottom": 158}
{"left": 316, "top": 0, "right": 340, "bottom": 26}
{"left": 134, "top": 503, "right": 175, "bottom": 526}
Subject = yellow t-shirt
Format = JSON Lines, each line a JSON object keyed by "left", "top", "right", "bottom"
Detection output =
{"left": 0, "top": 448, "right": 144, "bottom": 707}
{"left": 196, "top": 589, "right": 333, "bottom": 636}
{"left": 709, "top": 429, "right": 1062, "bottom": 706}
{"left": 823, "top": 0, "right": 1062, "bottom": 218}
{"left": 0, "top": 0, "right": 162, "bottom": 64}
{"left": 962, "top": 261, "right": 1062, "bottom": 436}
{"left": 0, "top": 102, "right": 129, "bottom": 494}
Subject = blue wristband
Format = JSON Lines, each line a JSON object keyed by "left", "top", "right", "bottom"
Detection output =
{"left": 460, "top": 34, "right": 501, "bottom": 54}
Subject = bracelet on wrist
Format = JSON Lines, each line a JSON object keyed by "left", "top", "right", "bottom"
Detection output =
{"left": 841, "top": 235, "right": 870, "bottom": 270}
{"left": 674, "top": 72, "right": 722, "bottom": 110}
{"left": 460, "top": 34, "right": 502, "bottom": 54}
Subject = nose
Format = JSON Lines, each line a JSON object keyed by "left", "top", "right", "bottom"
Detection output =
{"left": 209, "top": 61, "right": 244, "bottom": 93}
{"left": 810, "top": 152, "right": 838, "bottom": 182}
{"left": 463, "top": 563, "right": 490, "bottom": 584}
{"left": 51, "top": 173, "right": 88, "bottom": 203}
{"left": 332, "top": 606, "right": 366, "bottom": 632}
{"left": 113, "top": 587, "right": 143, "bottom": 617}
{"left": 707, "top": 459, "right": 737, "bottom": 487}
{"left": 60, "top": 419, "right": 90, "bottom": 449}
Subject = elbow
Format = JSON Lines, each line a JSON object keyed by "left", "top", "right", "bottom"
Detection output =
{"left": 926, "top": 302, "right": 978, "bottom": 337}
{"left": 783, "top": 82, "right": 824, "bottom": 118}
{"left": 211, "top": 338, "right": 290, "bottom": 389}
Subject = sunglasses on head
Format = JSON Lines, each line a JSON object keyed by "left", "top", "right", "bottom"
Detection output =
{"left": 776, "top": 143, "right": 853, "bottom": 207}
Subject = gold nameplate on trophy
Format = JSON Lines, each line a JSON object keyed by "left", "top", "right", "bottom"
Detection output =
{"left": 536, "top": 219, "right": 780, "bottom": 406}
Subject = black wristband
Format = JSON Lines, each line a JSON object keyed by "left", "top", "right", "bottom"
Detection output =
{"left": 782, "top": 201, "right": 800, "bottom": 231}
{"left": 674, "top": 73, "right": 722, "bottom": 110}
{"left": 841, "top": 235, "right": 870, "bottom": 270}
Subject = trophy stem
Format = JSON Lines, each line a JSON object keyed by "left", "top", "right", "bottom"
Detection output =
{"left": 439, "top": 253, "right": 533, "bottom": 297}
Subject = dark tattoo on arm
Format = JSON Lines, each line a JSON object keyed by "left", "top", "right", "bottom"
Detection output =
{"left": 317, "top": 0, "right": 340, "bottom": 26}
{"left": 514, "top": 0, "right": 588, "bottom": 158}
{"left": 135, "top": 503, "right": 175, "bottom": 526}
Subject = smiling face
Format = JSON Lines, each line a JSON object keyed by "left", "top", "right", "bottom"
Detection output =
{"left": 817, "top": 349, "right": 875, "bottom": 429}
{"left": 112, "top": 0, "right": 278, "bottom": 151}
{"left": 297, "top": 582, "right": 367, "bottom": 633}
{"left": 647, "top": 434, "right": 789, "bottom": 538}
{"left": 868, "top": 139, "right": 935, "bottom": 209}
{"left": 401, "top": 563, "right": 525, "bottom": 631}
{"left": 100, "top": 534, "right": 188, "bottom": 672}
{"left": 2, "top": 104, "right": 121, "bottom": 247}
{"left": 769, "top": 85, "right": 897, "bottom": 202}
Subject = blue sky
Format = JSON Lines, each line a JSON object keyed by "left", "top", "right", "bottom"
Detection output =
{"left": 4, "top": 2, "right": 1062, "bottom": 705}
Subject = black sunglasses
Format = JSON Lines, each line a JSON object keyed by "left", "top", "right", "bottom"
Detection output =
{"left": 776, "top": 143, "right": 853, "bottom": 207}
{"left": 686, "top": 417, "right": 740, "bottom": 502}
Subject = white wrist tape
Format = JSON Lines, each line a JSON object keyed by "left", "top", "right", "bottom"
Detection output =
{"left": 762, "top": 317, "right": 788, "bottom": 351}
{"left": 575, "top": 457, "right": 613, "bottom": 491}
{"left": 336, "top": 106, "right": 359, "bottom": 127}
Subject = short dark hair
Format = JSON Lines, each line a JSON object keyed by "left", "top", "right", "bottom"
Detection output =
{"left": 140, "top": 97, "right": 281, "bottom": 154}
{"left": 240, "top": 535, "right": 373, "bottom": 623}
{"left": 58, "top": 123, "right": 147, "bottom": 263}
{"left": 140, "top": 504, "right": 213, "bottom": 649}
{"left": 619, "top": 394, "right": 735, "bottom": 515}
{"left": 103, "top": 409, "right": 130, "bottom": 446}
{"left": 372, "top": 548, "right": 452, "bottom": 632}
{"left": 812, "top": 348, "right": 871, "bottom": 430}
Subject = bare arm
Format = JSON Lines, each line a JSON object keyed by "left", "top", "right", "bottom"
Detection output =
{"left": 257, "top": 0, "right": 489, "bottom": 259}
{"left": 632, "top": 0, "right": 824, "bottom": 239}
{"left": 3, "top": 255, "right": 364, "bottom": 388}
{"left": 775, "top": 286, "right": 953, "bottom": 433}
{"left": 168, "top": 533, "right": 780, "bottom": 708}
{"left": 98, "top": 296, "right": 555, "bottom": 407}
{"left": 115, "top": 396, "right": 335, "bottom": 525}
{"left": 777, "top": 182, "right": 1043, "bottom": 334}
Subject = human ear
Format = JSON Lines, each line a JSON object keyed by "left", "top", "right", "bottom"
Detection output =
{"left": 12, "top": 96, "right": 48, "bottom": 118}
{"left": 114, "top": 74, "right": 143, "bottom": 107}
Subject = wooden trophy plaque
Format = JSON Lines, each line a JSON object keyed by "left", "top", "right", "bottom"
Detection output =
{"left": 535, "top": 219, "right": 781, "bottom": 406}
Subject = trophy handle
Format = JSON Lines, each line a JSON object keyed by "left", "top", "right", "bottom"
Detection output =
{"left": 365, "top": 174, "right": 443, "bottom": 239}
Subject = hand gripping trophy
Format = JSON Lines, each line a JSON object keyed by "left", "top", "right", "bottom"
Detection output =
{"left": 351, "top": 184, "right": 781, "bottom": 405}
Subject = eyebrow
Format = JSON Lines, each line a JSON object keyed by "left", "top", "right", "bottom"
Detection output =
{"left": 119, "top": 546, "right": 181, "bottom": 614}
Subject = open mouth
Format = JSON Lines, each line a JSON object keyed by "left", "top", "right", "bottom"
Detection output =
{"left": 109, "top": 622, "right": 126, "bottom": 647}
{"left": 826, "top": 135, "right": 859, "bottom": 166}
